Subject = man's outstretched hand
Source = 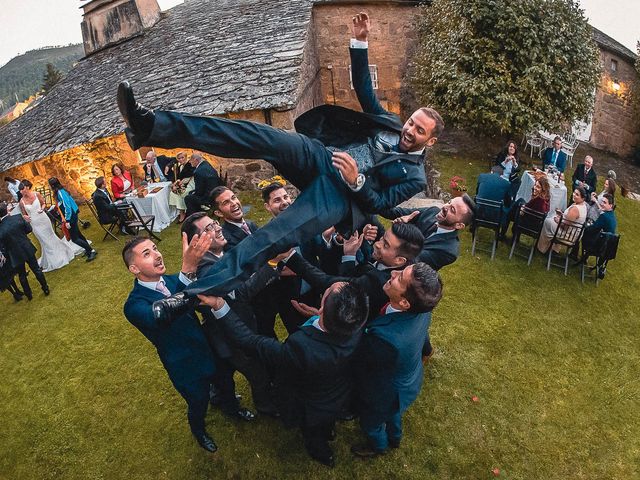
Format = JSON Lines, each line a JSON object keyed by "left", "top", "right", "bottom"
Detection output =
{"left": 352, "top": 12, "right": 370, "bottom": 42}
{"left": 181, "top": 231, "right": 212, "bottom": 274}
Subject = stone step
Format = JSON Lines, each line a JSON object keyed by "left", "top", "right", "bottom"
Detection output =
{"left": 397, "top": 193, "right": 444, "bottom": 210}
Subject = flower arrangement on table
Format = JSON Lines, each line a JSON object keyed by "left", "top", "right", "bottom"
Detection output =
{"left": 449, "top": 175, "right": 467, "bottom": 195}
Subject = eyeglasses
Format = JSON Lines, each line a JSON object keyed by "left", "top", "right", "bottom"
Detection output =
{"left": 203, "top": 220, "right": 220, "bottom": 233}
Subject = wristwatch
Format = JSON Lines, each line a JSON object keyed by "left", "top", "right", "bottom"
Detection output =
{"left": 352, "top": 173, "right": 365, "bottom": 190}
{"left": 181, "top": 271, "right": 197, "bottom": 281}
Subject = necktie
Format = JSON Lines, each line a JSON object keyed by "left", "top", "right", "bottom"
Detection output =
{"left": 155, "top": 280, "right": 171, "bottom": 297}
{"left": 379, "top": 302, "right": 390, "bottom": 315}
{"left": 240, "top": 221, "right": 251, "bottom": 236}
{"left": 552, "top": 151, "right": 558, "bottom": 166}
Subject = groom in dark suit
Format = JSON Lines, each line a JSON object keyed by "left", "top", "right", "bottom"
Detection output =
{"left": 118, "top": 12, "right": 444, "bottom": 302}
{"left": 0, "top": 202, "right": 49, "bottom": 299}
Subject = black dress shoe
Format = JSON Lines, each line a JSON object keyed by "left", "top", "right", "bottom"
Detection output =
{"left": 225, "top": 407, "right": 255, "bottom": 422}
{"left": 306, "top": 445, "right": 335, "bottom": 468}
{"left": 25, "top": 291, "right": 33, "bottom": 301}
{"left": 43, "top": 286, "right": 50, "bottom": 296}
{"left": 351, "top": 443, "right": 386, "bottom": 458}
{"left": 388, "top": 437, "right": 401, "bottom": 449}
{"left": 86, "top": 250, "right": 98, "bottom": 262}
{"left": 256, "top": 407, "right": 280, "bottom": 418}
{"left": 152, "top": 293, "right": 197, "bottom": 323}
{"left": 195, "top": 433, "right": 218, "bottom": 453}
{"left": 117, "top": 81, "right": 156, "bottom": 150}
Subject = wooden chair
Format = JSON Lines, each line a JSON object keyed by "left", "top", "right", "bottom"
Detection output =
{"left": 471, "top": 197, "right": 504, "bottom": 260}
{"left": 546, "top": 218, "right": 585, "bottom": 275}
{"left": 114, "top": 202, "right": 160, "bottom": 242}
{"left": 509, "top": 205, "right": 546, "bottom": 265}
{"left": 85, "top": 200, "right": 119, "bottom": 241}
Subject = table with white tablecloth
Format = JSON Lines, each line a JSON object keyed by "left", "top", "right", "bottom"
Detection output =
{"left": 125, "top": 182, "right": 176, "bottom": 232}
{"left": 516, "top": 171, "right": 567, "bottom": 216}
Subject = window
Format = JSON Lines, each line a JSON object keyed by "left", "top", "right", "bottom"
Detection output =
{"left": 611, "top": 59, "right": 618, "bottom": 72}
{"left": 349, "top": 64, "right": 379, "bottom": 90}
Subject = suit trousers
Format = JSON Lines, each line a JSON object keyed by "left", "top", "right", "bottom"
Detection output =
{"left": 147, "top": 111, "right": 352, "bottom": 296}
{"left": 15, "top": 254, "right": 48, "bottom": 295}
{"left": 363, "top": 410, "right": 402, "bottom": 451}
{"left": 68, "top": 213, "right": 93, "bottom": 255}
{"left": 175, "top": 377, "right": 212, "bottom": 438}
{"left": 184, "top": 193, "right": 210, "bottom": 217}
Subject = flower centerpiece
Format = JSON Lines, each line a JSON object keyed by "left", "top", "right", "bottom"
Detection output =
{"left": 449, "top": 175, "right": 467, "bottom": 196}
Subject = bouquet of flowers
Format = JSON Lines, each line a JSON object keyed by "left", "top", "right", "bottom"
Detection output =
{"left": 257, "top": 175, "right": 287, "bottom": 190}
{"left": 449, "top": 175, "right": 467, "bottom": 193}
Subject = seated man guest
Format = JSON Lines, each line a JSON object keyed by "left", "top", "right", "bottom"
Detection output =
{"left": 143, "top": 151, "right": 174, "bottom": 183}
{"left": 581, "top": 193, "right": 617, "bottom": 253}
{"left": 572, "top": 155, "right": 597, "bottom": 194}
{"left": 110, "top": 163, "right": 134, "bottom": 200}
{"left": 122, "top": 233, "right": 219, "bottom": 452}
{"left": 351, "top": 262, "right": 443, "bottom": 458}
{"left": 184, "top": 153, "right": 222, "bottom": 217}
{"left": 91, "top": 177, "right": 131, "bottom": 234}
{"left": 541, "top": 136, "right": 567, "bottom": 173}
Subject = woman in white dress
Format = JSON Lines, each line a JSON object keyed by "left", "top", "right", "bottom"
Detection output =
{"left": 18, "top": 180, "right": 76, "bottom": 272}
{"left": 537, "top": 187, "right": 588, "bottom": 254}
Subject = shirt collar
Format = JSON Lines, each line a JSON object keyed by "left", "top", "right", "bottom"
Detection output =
{"left": 385, "top": 304, "right": 403, "bottom": 314}
{"left": 137, "top": 276, "right": 165, "bottom": 292}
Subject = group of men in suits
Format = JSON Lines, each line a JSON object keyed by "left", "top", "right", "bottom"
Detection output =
{"left": 0, "top": 202, "right": 49, "bottom": 301}
{"left": 119, "top": 11, "right": 474, "bottom": 468}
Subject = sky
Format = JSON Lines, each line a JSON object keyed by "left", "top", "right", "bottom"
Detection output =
{"left": 0, "top": 0, "right": 637, "bottom": 68}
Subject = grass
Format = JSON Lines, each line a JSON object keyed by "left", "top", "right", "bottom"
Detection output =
{"left": 1, "top": 152, "right": 639, "bottom": 479}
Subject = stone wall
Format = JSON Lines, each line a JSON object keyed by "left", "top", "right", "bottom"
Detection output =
{"left": 312, "top": 2, "right": 419, "bottom": 116}
{"left": 590, "top": 49, "right": 640, "bottom": 157}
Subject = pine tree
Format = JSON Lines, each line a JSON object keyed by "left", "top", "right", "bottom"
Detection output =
{"left": 41, "top": 63, "right": 63, "bottom": 94}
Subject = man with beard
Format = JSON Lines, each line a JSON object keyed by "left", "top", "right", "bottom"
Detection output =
{"left": 383, "top": 194, "right": 475, "bottom": 271}
{"left": 209, "top": 186, "right": 258, "bottom": 249}
{"left": 117, "top": 11, "right": 444, "bottom": 308}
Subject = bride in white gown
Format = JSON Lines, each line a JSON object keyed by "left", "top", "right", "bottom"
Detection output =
{"left": 19, "top": 181, "right": 76, "bottom": 272}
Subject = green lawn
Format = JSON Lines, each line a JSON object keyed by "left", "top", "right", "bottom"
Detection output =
{"left": 1, "top": 152, "right": 639, "bottom": 479}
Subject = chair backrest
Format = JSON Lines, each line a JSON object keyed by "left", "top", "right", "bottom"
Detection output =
{"left": 35, "top": 186, "right": 54, "bottom": 206}
{"left": 114, "top": 202, "right": 138, "bottom": 224}
{"left": 515, "top": 205, "right": 546, "bottom": 237}
{"left": 474, "top": 197, "right": 504, "bottom": 227}
{"left": 551, "top": 217, "right": 585, "bottom": 247}
{"left": 85, "top": 200, "right": 103, "bottom": 223}
{"left": 596, "top": 232, "right": 620, "bottom": 261}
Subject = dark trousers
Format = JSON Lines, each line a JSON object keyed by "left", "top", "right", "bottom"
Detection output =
{"left": 68, "top": 213, "right": 93, "bottom": 255}
{"left": 15, "top": 255, "right": 48, "bottom": 295}
{"left": 176, "top": 377, "right": 212, "bottom": 438}
{"left": 302, "top": 422, "right": 335, "bottom": 459}
{"left": 184, "top": 193, "right": 209, "bottom": 217}
{"left": 148, "top": 111, "right": 351, "bottom": 296}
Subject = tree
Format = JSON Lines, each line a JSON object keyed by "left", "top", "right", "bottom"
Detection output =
{"left": 41, "top": 63, "right": 63, "bottom": 94}
{"left": 411, "top": 0, "right": 601, "bottom": 136}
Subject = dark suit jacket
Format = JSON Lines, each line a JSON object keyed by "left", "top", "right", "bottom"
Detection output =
{"left": 144, "top": 155, "right": 174, "bottom": 182}
{"left": 541, "top": 148, "right": 567, "bottom": 172}
{"left": 382, "top": 207, "right": 460, "bottom": 270}
{"left": 123, "top": 275, "right": 216, "bottom": 390}
{"left": 286, "top": 252, "right": 397, "bottom": 321}
{"left": 91, "top": 188, "right": 117, "bottom": 224}
{"left": 191, "top": 160, "right": 222, "bottom": 200}
{"left": 175, "top": 161, "right": 196, "bottom": 181}
{"left": 294, "top": 47, "right": 426, "bottom": 227}
{"left": 572, "top": 164, "right": 597, "bottom": 193}
{"left": 476, "top": 173, "right": 512, "bottom": 207}
{"left": 217, "top": 307, "right": 361, "bottom": 428}
{"left": 353, "top": 310, "right": 431, "bottom": 427}
{"left": 0, "top": 214, "right": 38, "bottom": 268}
{"left": 221, "top": 219, "right": 258, "bottom": 250}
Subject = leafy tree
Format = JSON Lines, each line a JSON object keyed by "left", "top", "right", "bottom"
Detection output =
{"left": 411, "top": 0, "right": 601, "bottom": 136}
{"left": 41, "top": 63, "right": 63, "bottom": 94}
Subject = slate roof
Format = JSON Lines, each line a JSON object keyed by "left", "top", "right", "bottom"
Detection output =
{"left": 591, "top": 26, "right": 637, "bottom": 64}
{"left": 0, "top": 0, "right": 314, "bottom": 172}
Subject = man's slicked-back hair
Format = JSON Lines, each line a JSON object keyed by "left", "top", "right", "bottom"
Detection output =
{"left": 322, "top": 282, "right": 369, "bottom": 337}
{"left": 122, "top": 236, "right": 148, "bottom": 267}
{"left": 404, "top": 262, "right": 443, "bottom": 313}
{"left": 210, "top": 186, "right": 231, "bottom": 209}
{"left": 391, "top": 222, "right": 424, "bottom": 263}
{"left": 181, "top": 212, "right": 208, "bottom": 242}
{"left": 460, "top": 193, "right": 476, "bottom": 226}
{"left": 419, "top": 107, "right": 445, "bottom": 138}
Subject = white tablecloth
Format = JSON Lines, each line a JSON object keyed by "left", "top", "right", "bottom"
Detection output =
{"left": 125, "top": 182, "right": 176, "bottom": 232}
{"left": 516, "top": 171, "right": 567, "bottom": 217}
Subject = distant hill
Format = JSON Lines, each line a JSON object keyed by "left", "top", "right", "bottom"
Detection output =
{"left": 0, "top": 44, "right": 84, "bottom": 112}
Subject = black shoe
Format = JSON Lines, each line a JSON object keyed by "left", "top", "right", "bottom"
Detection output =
{"left": 43, "top": 286, "right": 50, "bottom": 296}
{"left": 306, "top": 445, "right": 335, "bottom": 468}
{"left": 195, "top": 433, "right": 218, "bottom": 453}
{"left": 388, "top": 438, "right": 401, "bottom": 449}
{"left": 225, "top": 407, "right": 255, "bottom": 422}
{"left": 152, "top": 293, "right": 197, "bottom": 323}
{"left": 256, "top": 407, "right": 281, "bottom": 419}
{"left": 25, "top": 291, "right": 33, "bottom": 301}
{"left": 338, "top": 411, "right": 356, "bottom": 422}
{"left": 351, "top": 443, "right": 386, "bottom": 458}
{"left": 117, "top": 81, "right": 155, "bottom": 150}
{"left": 86, "top": 250, "right": 98, "bottom": 262}
{"left": 13, "top": 293, "right": 24, "bottom": 302}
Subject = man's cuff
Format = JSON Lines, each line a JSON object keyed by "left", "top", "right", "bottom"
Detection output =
{"left": 178, "top": 272, "right": 192, "bottom": 285}
{"left": 342, "top": 255, "right": 357, "bottom": 263}
{"left": 347, "top": 173, "right": 366, "bottom": 192}
{"left": 350, "top": 39, "right": 368, "bottom": 49}
{"left": 211, "top": 301, "right": 230, "bottom": 319}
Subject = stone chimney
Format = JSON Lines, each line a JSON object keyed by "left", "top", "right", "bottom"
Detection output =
{"left": 80, "top": 0, "right": 161, "bottom": 56}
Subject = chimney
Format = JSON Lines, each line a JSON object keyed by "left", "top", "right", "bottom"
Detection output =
{"left": 80, "top": 0, "right": 161, "bottom": 56}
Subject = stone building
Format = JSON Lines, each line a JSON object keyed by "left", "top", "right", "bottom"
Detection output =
{"left": 0, "top": 0, "right": 636, "bottom": 201}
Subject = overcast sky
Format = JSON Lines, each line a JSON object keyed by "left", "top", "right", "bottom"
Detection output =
{"left": 0, "top": 0, "right": 637, "bottom": 68}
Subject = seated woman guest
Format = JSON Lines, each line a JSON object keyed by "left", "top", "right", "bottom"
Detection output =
{"left": 587, "top": 178, "right": 616, "bottom": 223}
{"left": 494, "top": 140, "right": 521, "bottom": 196}
{"left": 501, "top": 177, "right": 550, "bottom": 237}
{"left": 110, "top": 163, "right": 134, "bottom": 200}
{"left": 168, "top": 152, "right": 196, "bottom": 223}
{"left": 537, "top": 187, "right": 588, "bottom": 253}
